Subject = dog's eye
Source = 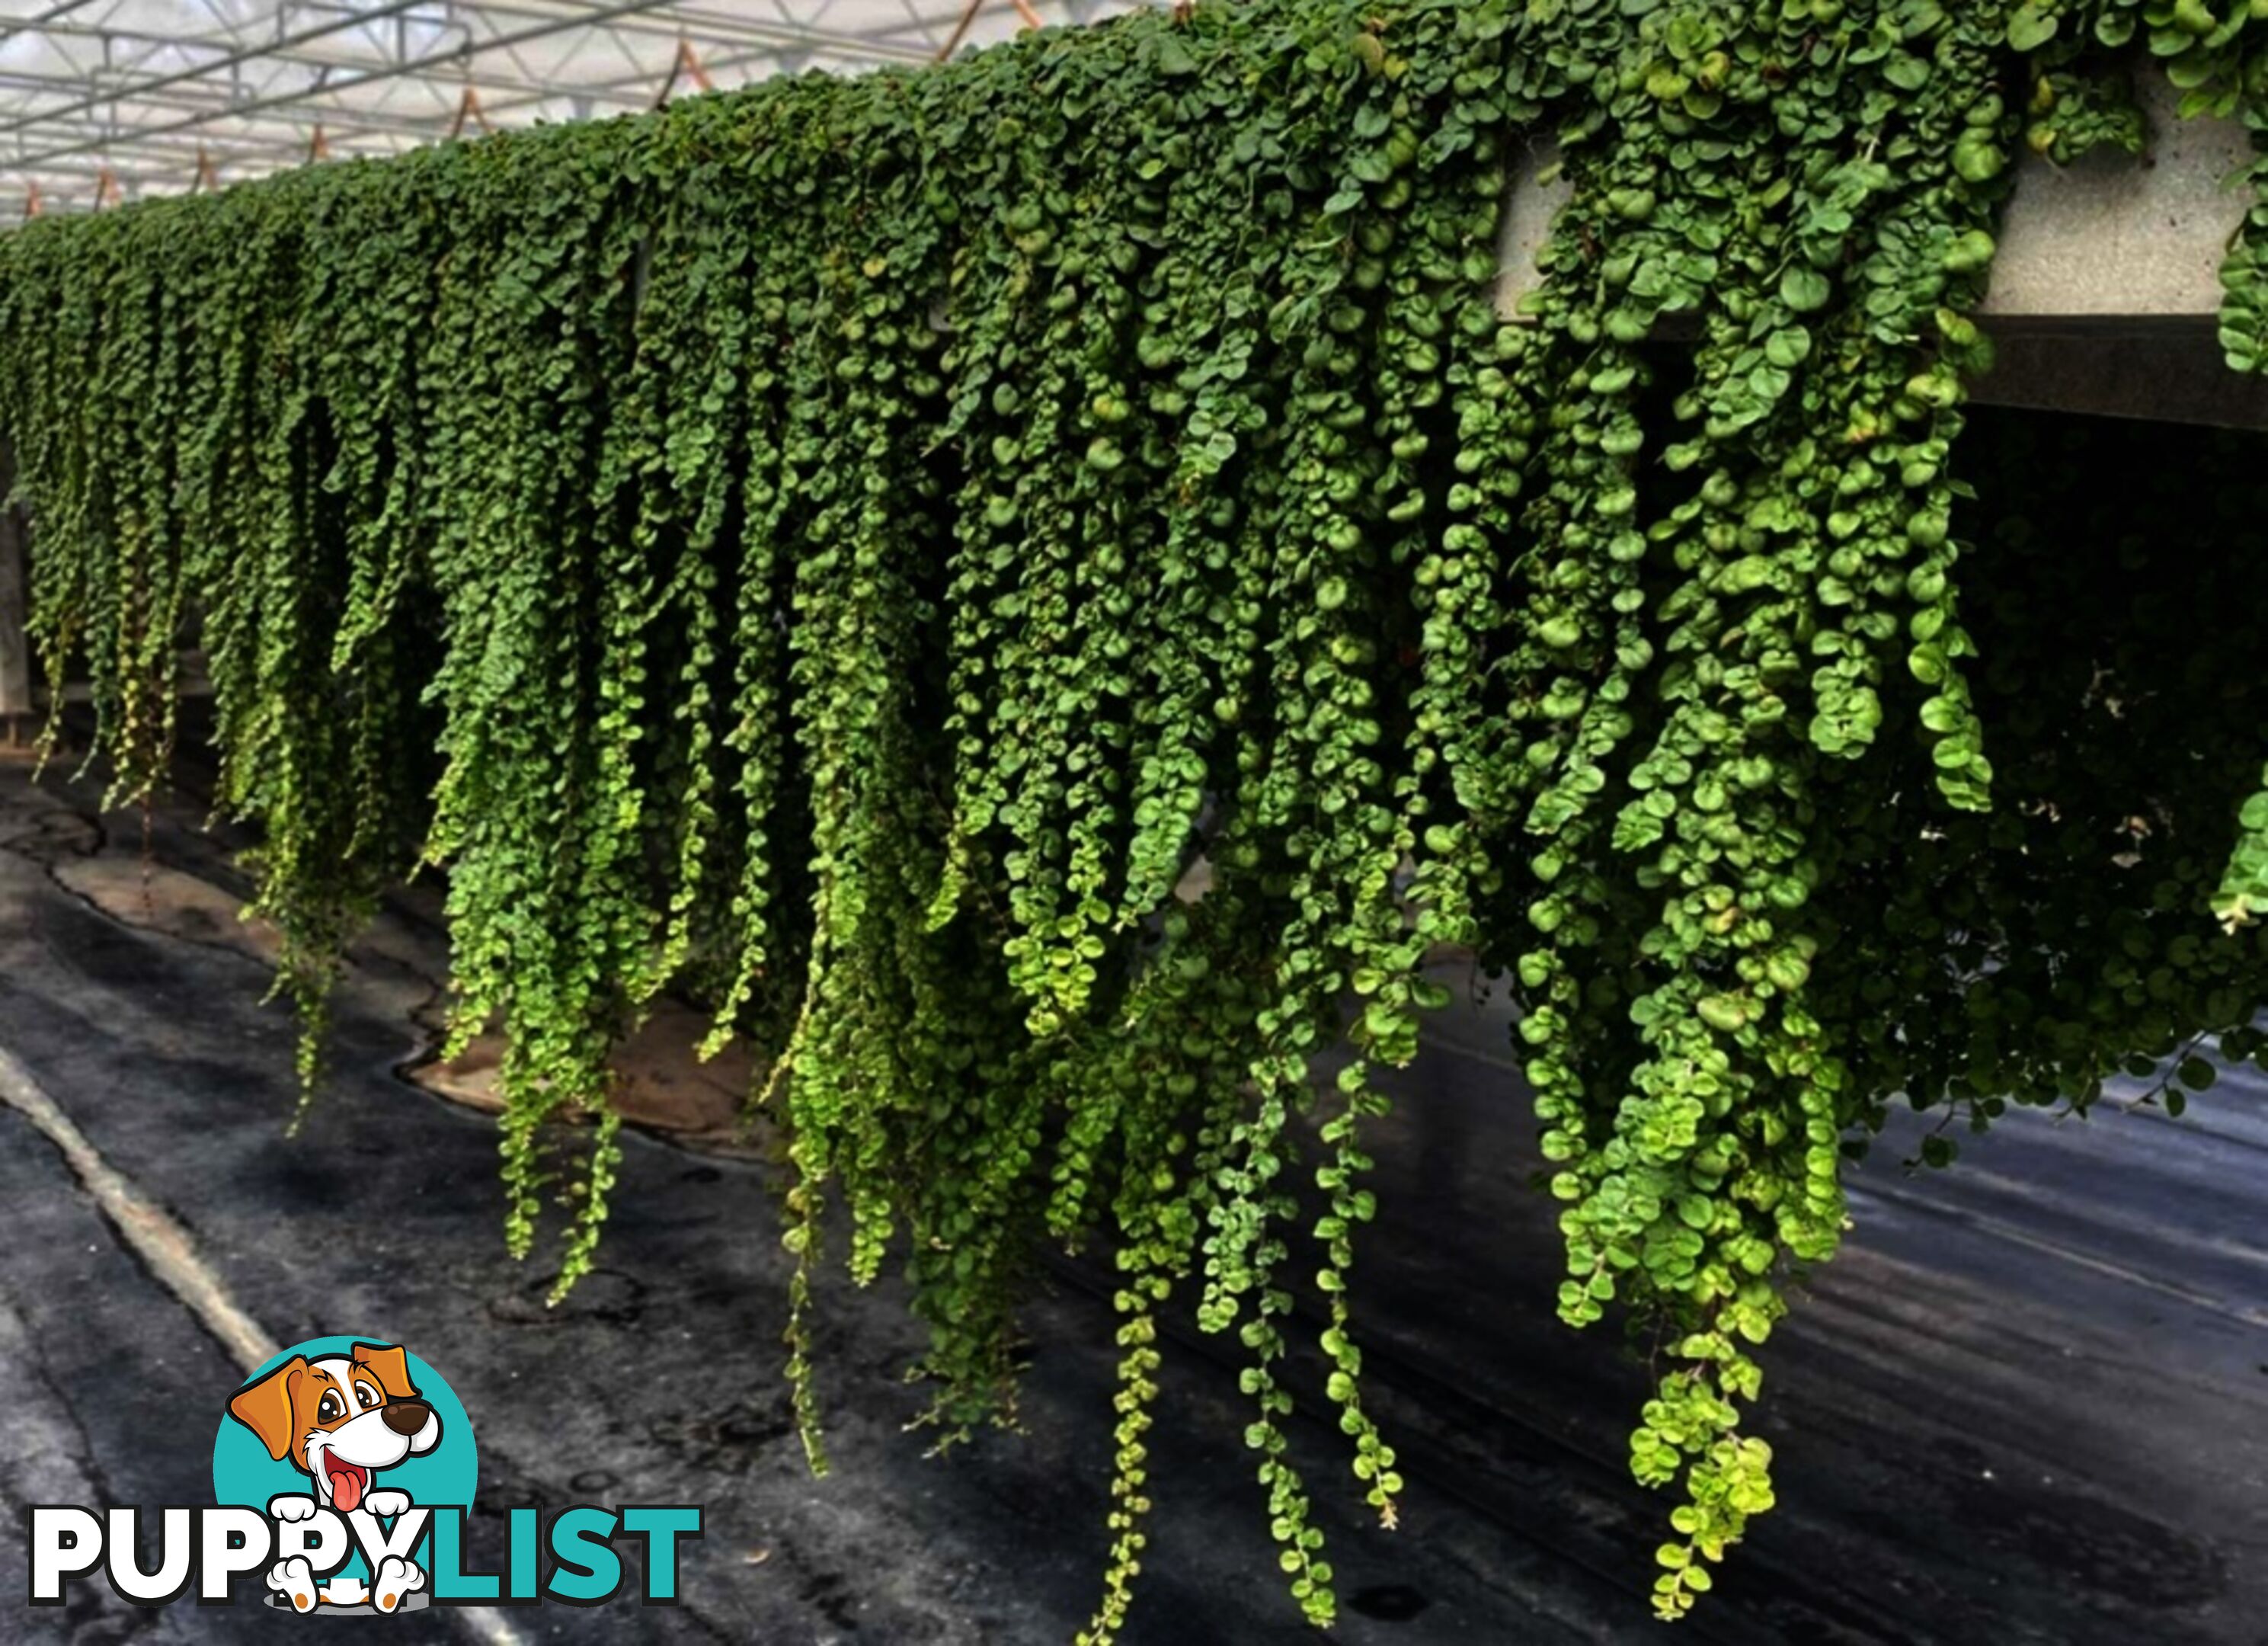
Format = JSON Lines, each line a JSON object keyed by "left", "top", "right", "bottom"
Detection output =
{"left": 356, "top": 1383, "right": 379, "bottom": 1410}
{"left": 317, "top": 1392, "right": 342, "bottom": 1423}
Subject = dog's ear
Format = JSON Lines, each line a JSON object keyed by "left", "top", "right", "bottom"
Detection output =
{"left": 349, "top": 1342, "right": 420, "bottom": 1401}
{"left": 228, "top": 1356, "right": 307, "bottom": 1462}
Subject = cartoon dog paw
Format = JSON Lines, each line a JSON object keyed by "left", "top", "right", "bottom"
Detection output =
{"left": 267, "top": 1494, "right": 318, "bottom": 1524}
{"left": 373, "top": 1555, "right": 427, "bottom": 1614}
{"left": 363, "top": 1488, "right": 411, "bottom": 1518}
{"left": 267, "top": 1555, "right": 318, "bottom": 1613}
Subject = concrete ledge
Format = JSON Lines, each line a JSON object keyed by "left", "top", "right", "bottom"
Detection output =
{"left": 1493, "top": 68, "right": 2268, "bottom": 428}
{"left": 1969, "top": 320, "right": 2268, "bottom": 428}
{"left": 1988, "top": 72, "right": 2248, "bottom": 322}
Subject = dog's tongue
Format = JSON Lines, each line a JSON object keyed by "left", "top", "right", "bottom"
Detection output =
{"left": 328, "top": 1463, "right": 364, "bottom": 1513}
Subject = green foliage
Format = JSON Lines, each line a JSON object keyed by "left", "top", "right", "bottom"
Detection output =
{"left": 5, "top": 1, "right": 2268, "bottom": 1636}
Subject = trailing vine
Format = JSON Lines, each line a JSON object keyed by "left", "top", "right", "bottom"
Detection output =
{"left": 6, "top": 0, "right": 2268, "bottom": 1635}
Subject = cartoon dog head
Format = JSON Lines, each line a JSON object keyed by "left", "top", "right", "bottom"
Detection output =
{"left": 226, "top": 1343, "right": 441, "bottom": 1513}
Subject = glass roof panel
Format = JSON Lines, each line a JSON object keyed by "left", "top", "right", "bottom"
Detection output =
{"left": 0, "top": 0, "right": 1150, "bottom": 212}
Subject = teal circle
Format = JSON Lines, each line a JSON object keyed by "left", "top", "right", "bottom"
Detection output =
{"left": 213, "top": 1336, "right": 477, "bottom": 1580}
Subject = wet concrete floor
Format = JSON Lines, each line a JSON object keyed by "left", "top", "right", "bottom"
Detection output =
{"left": 0, "top": 764, "right": 2261, "bottom": 1644}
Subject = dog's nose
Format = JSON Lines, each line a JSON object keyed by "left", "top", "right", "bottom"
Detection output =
{"left": 381, "top": 1400, "right": 431, "bottom": 1436}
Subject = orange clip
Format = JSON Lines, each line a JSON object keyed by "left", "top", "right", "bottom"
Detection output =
{"left": 653, "top": 37, "right": 715, "bottom": 108}
{"left": 449, "top": 85, "right": 492, "bottom": 139}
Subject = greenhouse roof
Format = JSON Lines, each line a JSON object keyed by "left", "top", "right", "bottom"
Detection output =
{"left": 0, "top": 0, "right": 1144, "bottom": 213}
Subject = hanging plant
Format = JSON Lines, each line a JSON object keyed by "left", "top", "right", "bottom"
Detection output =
{"left": 5, "top": 1, "right": 2268, "bottom": 1635}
